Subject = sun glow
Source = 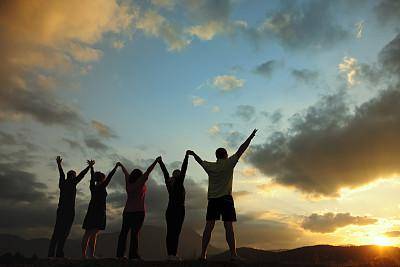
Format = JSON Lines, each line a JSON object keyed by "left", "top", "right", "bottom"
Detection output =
{"left": 372, "top": 236, "right": 393, "bottom": 246}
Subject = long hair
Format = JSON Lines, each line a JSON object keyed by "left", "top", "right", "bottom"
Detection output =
{"left": 129, "top": 169, "right": 143, "bottom": 183}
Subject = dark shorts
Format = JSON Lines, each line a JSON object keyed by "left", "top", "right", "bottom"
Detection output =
{"left": 206, "top": 195, "right": 236, "bottom": 222}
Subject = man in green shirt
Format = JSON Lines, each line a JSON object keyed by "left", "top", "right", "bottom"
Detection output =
{"left": 188, "top": 129, "right": 257, "bottom": 261}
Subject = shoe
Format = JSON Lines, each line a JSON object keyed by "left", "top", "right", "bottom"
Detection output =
{"left": 230, "top": 255, "right": 245, "bottom": 262}
{"left": 167, "top": 255, "right": 182, "bottom": 261}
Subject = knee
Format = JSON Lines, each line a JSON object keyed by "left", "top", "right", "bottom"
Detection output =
{"left": 205, "top": 221, "right": 215, "bottom": 231}
{"left": 224, "top": 222, "right": 234, "bottom": 232}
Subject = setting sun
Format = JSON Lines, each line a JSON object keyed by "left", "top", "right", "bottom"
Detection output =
{"left": 372, "top": 236, "right": 393, "bottom": 247}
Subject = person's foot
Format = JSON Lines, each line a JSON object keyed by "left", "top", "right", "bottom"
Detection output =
{"left": 167, "top": 255, "right": 182, "bottom": 261}
{"left": 130, "top": 256, "right": 142, "bottom": 261}
{"left": 198, "top": 256, "right": 207, "bottom": 262}
{"left": 230, "top": 255, "right": 245, "bottom": 262}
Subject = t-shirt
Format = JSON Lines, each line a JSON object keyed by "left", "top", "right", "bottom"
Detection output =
{"left": 58, "top": 179, "right": 78, "bottom": 211}
{"left": 202, "top": 154, "right": 239, "bottom": 199}
{"left": 124, "top": 175, "right": 148, "bottom": 212}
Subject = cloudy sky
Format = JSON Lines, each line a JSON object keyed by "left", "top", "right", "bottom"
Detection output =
{"left": 1, "top": 0, "right": 400, "bottom": 250}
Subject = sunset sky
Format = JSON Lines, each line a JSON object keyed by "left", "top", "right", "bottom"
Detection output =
{"left": 1, "top": 0, "right": 400, "bottom": 250}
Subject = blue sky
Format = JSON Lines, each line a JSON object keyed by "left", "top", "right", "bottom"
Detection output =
{"left": 1, "top": 0, "right": 400, "bottom": 250}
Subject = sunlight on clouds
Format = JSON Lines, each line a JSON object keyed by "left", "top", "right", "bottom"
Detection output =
{"left": 187, "top": 21, "right": 225, "bottom": 40}
{"left": 208, "top": 124, "right": 220, "bottom": 135}
{"left": 338, "top": 56, "right": 360, "bottom": 87}
{"left": 213, "top": 75, "right": 245, "bottom": 92}
{"left": 112, "top": 40, "right": 125, "bottom": 50}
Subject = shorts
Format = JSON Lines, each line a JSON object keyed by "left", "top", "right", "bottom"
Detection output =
{"left": 206, "top": 195, "right": 236, "bottom": 222}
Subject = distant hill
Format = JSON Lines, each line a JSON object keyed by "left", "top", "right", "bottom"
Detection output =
{"left": 0, "top": 225, "right": 222, "bottom": 260}
{"left": 211, "top": 245, "right": 400, "bottom": 265}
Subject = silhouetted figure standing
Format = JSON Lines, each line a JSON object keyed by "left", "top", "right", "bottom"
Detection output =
{"left": 48, "top": 156, "right": 93, "bottom": 258}
{"left": 158, "top": 152, "right": 189, "bottom": 261}
{"left": 188, "top": 129, "right": 257, "bottom": 261}
{"left": 81, "top": 161, "right": 119, "bottom": 258}
{"left": 116, "top": 157, "right": 160, "bottom": 259}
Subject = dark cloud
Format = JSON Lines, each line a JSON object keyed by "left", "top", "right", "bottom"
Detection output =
{"left": 84, "top": 137, "right": 109, "bottom": 152}
{"left": 62, "top": 138, "right": 85, "bottom": 153}
{"left": 302, "top": 212, "right": 377, "bottom": 233}
{"left": 379, "top": 33, "right": 400, "bottom": 75}
{"left": 374, "top": 0, "right": 400, "bottom": 26}
{"left": 184, "top": 0, "right": 232, "bottom": 22}
{"left": 91, "top": 120, "right": 117, "bottom": 139}
{"left": 291, "top": 69, "right": 319, "bottom": 84}
{"left": 225, "top": 131, "right": 245, "bottom": 149}
{"left": 235, "top": 105, "right": 256, "bottom": 121}
{"left": 262, "top": 109, "right": 283, "bottom": 124}
{"left": 254, "top": 60, "right": 282, "bottom": 78}
{"left": 255, "top": 0, "right": 349, "bottom": 50}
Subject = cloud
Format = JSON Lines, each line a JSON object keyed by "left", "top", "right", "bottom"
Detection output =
{"left": 254, "top": 60, "right": 282, "bottom": 78}
{"left": 235, "top": 105, "right": 256, "bottom": 121}
{"left": 62, "top": 138, "right": 85, "bottom": 153}
{"left": 208, "top": 124, "right": 220, "bottom": 136}
{"left": 192, "top": 96, "right": 206, "bottom": 107}
{"left": 151, "top": 0, "right": 176, "bottom": 9}
{"left": 225, "top": 131, "right": 245, "bottom": 149}
{"left": 213, "top": 75, "right": 245, "bottom": 92}
{"left": 91, "top": 120, "right": 117, "bottom": 139}
{"left": 385, "top": 231, "right": 400, "bottom": 237}
{"left": 84, "top": 137, "right": 110, "bottom": 152}
{"left": 302, "top": 212, "right": 377, "bottom": 233}
{"left": 338, "top": 56, "right": 360, "bottom": 87}
{"left": 136, "top": 10, "right": 190, "bottom": 52}
{"left": 0, "top": 0, "right": 135, "bottom": 126}
{"left": 355, "top": 20, "right": 364, "bottom": 39}
{"left": 374, "top": 0, "right": 400, "bottom": 26}
{"left": 255, "top": 0, "right": 349, "bottom": 50}
{"left": 211, "top": 106, "right": 221, "bottom": 113}
{"left": 187, "top": 21, "right": 225, "bottom": 40}
{"left": 291, "top": 69, "right": 319, "bottom": 84}
{"left": 112, "top": 40, "right": 125, "bottom": 50}
{"left": 247, "top": 33, "right": 400, "bottom": 196}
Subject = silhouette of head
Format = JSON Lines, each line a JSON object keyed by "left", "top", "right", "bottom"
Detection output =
{"left": 172, "top": 169, "right": 181, "bottom": 178}
{"left": 129, "top": 169, "right": 143, "bottom": 183}
{"left": 215, "top": 147, "right": 228, "bottom": 159}
{"left": 67, "top": 170, "right": 76, "bottom": 179}
{"left": 94, "top": 172, "right": 106, "bottom": 184}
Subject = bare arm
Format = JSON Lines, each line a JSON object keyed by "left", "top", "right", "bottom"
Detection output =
{"left": 158, "top": 157, "right": 170, "bottom": 182}
{"left": 76, "top": 160, "right": 94, "bottom": 183}
{"left": 179, "top": 151, "right": 189, "bottom": 181}
{"left": 117, "top": 162, "right": 130, "bottom": 186}
{"left": 187, "top": 150, "right": 204, "bottom": 167}
{"left": 56, "top": 156, "right": 65, "bottom": 188}
{"left": 102, "top": 164, "right": 119, "bottom": 187}
{"left": 235, "top": 129, "right": 257, "bottom": 159}
{"left": 143, "top": 157, "right": 161, "bottom": 179}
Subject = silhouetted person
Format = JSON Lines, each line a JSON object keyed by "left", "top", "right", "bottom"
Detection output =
{"left": 81, "top": 161, "right": 119, "bottom": 258}
{"left": 48, "top": 156, "right": 93, "bottom": 258}
{"left": 158, "top": 152, "right": 189, "bottom": 261}
{"left": 116, "top": 157, "right": 160, "bottom": 260}
{"left": 188, "top": 129, "right": 257, "bottom": 261}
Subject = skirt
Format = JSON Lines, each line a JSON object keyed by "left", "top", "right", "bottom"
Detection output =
{"left": 82, "top": 208, "right": 106, "bottom": 230}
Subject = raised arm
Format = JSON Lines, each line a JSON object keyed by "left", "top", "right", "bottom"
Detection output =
{"left": 117, "top": 162, "right": 130, "bottom": 186}
{"left": 158, "top": 157, "right": 170, "bottom": 182}
{"left": 102, "top": 163, "right": 119, "bottom": 187}
{"left": 56, "top": 156, "right": 65, "bottom": 188}
{"left": 235, "top": 129, "right": 257, "bottom": 159}
{"left": 187, "top": 150, "right": 204, "bottom": 167}
{"left": 76, "top": 160, "right": 94, "bottom": 183}
{"left": 180, "top": 151, "right": 189, "bottom": 178}
{"left": 144, "top": 157, "right": 161, "bottom": 179}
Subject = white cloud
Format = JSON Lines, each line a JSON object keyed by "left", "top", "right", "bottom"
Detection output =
{"left": 112, "top": 40, "right": 125, "bottom": 49}
{"left": 192, "top": 96, "right": 206, "bottom": 106}
{"left": 213, "top": 75, "right": 245, "bottom": 92}
{"left": 211, "top": 106, "right": 221, "bottom": 113}
{"left": 355, "top": 20, "right": 364, "bottom": 39}
{"left": 187, "top": 20, "right": 225, "bottom": 40}
{"left": 338, "top": 56, "right": 360, "bottom": 87}
{"left": 208, "top": 124, "right": 220, "bottom": 135}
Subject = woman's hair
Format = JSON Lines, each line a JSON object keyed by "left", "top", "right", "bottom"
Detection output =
{"left": 94, "top": 171, "right": 106, "bottom": 184}
{"left": 172, "top": 169, "right": 181, "bottom": 178}
{"left": 129, "top": 169, "right": 143, "bottom": 183}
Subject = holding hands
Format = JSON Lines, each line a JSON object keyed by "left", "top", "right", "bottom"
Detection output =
{"left": 87, "top": 160, "right": 95, "bottom": 167}
{"left": 56, "top": 156, "right": 62, "bottom": 164}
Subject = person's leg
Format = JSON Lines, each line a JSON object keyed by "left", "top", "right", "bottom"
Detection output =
{"left": 165, "top": 208, "right": 174, "bottom": 256}
{"left": 48, "top": 214, "right": 62, "bottom": 257}
{"left": 129, "top": 212, "right": 145, "bottom": 259}
{"left": 81, "top": 229, "right": 95, "bottom": 258}
{"left": 116, "top": 213, "right": 131, "bottom": 258}
{"left": 88, "top": 230, "right": 99, "bottom": 257}
{"left": 56, "top": 213, "right": 74, "bottom": 258}
{"left": 223, "top": 221, "right": 237, "bottom": 257}
{"left": 171, "top": 207, "right": 185, "bottom": 256}
{"left": 200, "top": 220, "right": 215, "bottom": 260}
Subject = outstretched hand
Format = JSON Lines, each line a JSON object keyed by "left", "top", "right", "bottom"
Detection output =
{"left": 56, "top": 156, "right": 62, "bottom": 164}
{"left": 156, "top": 156, "right": 162, "bottom": 163}
{"left": 186, "top": 150, "right": 194, "bottom": 156}
{"left": 116, "top": 162, "right": 122, "bottom": 167}
{"left": 251, "top": 129, "right": 258, "bottom": 137}
{"left": 87, "top": 160, "right": 95, "bottom": 167}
